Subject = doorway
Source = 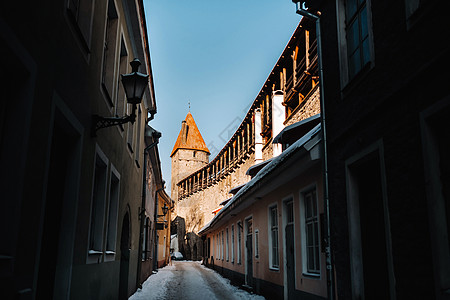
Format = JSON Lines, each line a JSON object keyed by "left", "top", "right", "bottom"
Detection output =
{"left": 245, "top": 218, "right": 253, "bottom": 286}
{"left": 284, "top": 199, "right": 295, "bottom": 299}
{"left": 347, "top": 148, "right": 394, "bottom": 300}
{"left": 119, "top": 212, "right": 130, "bottom": 300}
{"left": 36, "top": 106, "right": 82, "bottom": 299}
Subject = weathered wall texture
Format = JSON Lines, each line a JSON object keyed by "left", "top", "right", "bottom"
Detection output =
{"left": 284, "top": 85, "right": 320, "bottom": 127}
{"left": 171, "top": 149, "right": 209, "bottom": 202}
{"left": 262, "top": 142, "right": 274, "bottom": 161}
{"left": 177, "top": 152, "right": 255, "bottom": 234}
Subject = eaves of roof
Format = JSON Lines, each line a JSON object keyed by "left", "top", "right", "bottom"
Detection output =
{"left": 199, "top": 124, "right": 321, "bottom": 235}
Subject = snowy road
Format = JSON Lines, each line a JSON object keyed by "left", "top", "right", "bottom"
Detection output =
{"left": 129, "top": 261, "right": 265, "bottom": 300}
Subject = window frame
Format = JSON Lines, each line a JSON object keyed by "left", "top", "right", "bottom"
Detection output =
{"left": 226, "top": 228, "right": 229, "bottom": 262}
{"left": 87, "top": 145, "right": 109, "bottom": 263}
{"left": 231, "top": 224, "right": 235, "bottom": 263}
{"left": 336, "top": 0, "right": 375, "bottom": 88}
{"left": 254, "top": 229, "right": 259, "bottom": 259}
{"left": 221, "top": 230, "right": 224, "bottom": 260}
{"left": 237, "top": 221, "right": 242, "bottom": 264}
{"left": 268, "top": 204, "right": 280, "bottom": 270}
{"left": 100, "top": 0, "right": 119, "bottom": 107}
{"left": 105, "top": 163, "right": 120, "bottom": 261}
{"left": 66, "top": 0, "right": 95, "bottom": 54}
{"left": 300, "top": 186, "right": 321, "bottom": 276}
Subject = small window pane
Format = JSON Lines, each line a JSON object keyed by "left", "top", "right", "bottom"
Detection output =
{"left": 347, "top": 20, "right": 359, "bottom": 54}
{"left": 346, "top": 0, "right": 358, "bottom": 19}
{"left": 307, "top": 224, "right": 313, "bottom": 246}
{"left": 348, "top": 50, "right": 361, "bottom": 78}
{"left": 362, "top": 38, "right": 371, "bottom": 65}
{"left": 308, "top": 247, "right": 314, "bottom": 269}
{"left": 360, "top": 6, "right": 368, "bottom": 39}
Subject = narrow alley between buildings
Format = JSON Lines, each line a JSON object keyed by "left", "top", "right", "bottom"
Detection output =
{"left": 129, "top": 261, "right": 265, "bottom": 300}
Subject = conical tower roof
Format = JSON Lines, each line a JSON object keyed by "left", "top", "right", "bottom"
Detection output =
{"left": 170, "top": 112, "right": 210, "bottom": 157}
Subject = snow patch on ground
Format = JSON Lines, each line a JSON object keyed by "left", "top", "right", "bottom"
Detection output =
{"left": 196, "top": 262, "right": 265, "bottom": 300}
{"left": 129, "top": 261, "right": 265, "bottom": 300}
{"left": 129, "top": 265, "right": 176, "bottom": 300}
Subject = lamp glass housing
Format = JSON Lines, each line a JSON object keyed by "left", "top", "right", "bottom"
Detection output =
{"left": 162, "top": 204, "right": 169, "bottom": 216}
{"left": 121, "top": 71, "right": 149, "bottom": 105}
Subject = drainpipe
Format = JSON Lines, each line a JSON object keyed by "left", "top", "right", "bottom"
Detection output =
{"left": 137, "top": 129, "right": 161, "bottom": 288}
{"left": 292, "top": 2, "right": 334, "bottom": 299}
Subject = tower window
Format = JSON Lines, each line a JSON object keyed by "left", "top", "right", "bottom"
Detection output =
{"left": 193, "top": 151, "right": 196, "bottom": 157}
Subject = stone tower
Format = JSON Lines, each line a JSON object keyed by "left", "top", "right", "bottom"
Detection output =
{"left": 170, "top": 112, "right": 210, "bottom": 204}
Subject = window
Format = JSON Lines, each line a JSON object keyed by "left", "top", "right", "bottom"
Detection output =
{"left": 226, "top": 228, "right": 229, "bottom": 261}
{"left": 217, "top": 233, "right": 219, "bottom": 259}
{"left": 345, "top": 0, "right": 370, "bottom": 79}
{"left": 269, "top": 205, "right": 279, "bottom": 269}
{"left": 237, "top": 222, "right": 242, "bottom": 264}
{"left": 302, "top": 189, "right": 320, "bottom": 274}
{"left": 127, "top": 107, "right": 134, "bottom": 152}
{"left": 115, "top": 39, "right": 128, "bottom": 121}
{"left": 163, "top": 236, "right": 166, "bottom": 257}
{"left": 101, "top": 0, "right": 119, "bottom": 105}
{"left": 337, "top": 0, "right": 374, "bottom": 86}
{"left": 89, "top": 151, "right": 108, "bottom": 254}
{"left": 255, "top": 229, "right": 259, "bottom": 258}
{"left": 405, "top": 0, "right": 420, "bottom": 19}
{"left": 106, "top": 168, "right": 120, "bottom": 257}
{"left": 135, "top": 106, "right": 142, "bottom": 167}
{"left": 142, "top": 217, "right": 149, "bottom": 260}
{"left": 67, "top": 0, "right": 94, "bottom": 51}
{"left": 231, "top": 225, "right": 235, "bottom": 263}
{"left": 221, "top": 231, "right": 224, "bottom": 260}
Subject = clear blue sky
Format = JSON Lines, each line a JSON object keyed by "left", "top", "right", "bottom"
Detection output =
{"left": 143, "top": 1, "right": 301, "bottom": 195}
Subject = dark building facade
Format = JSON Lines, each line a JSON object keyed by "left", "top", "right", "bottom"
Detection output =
{"left": 0, "top": 0, "right": 163, "bottom": 299}
{"left": 301, "top": 0, "right": 450, "bottom": 299}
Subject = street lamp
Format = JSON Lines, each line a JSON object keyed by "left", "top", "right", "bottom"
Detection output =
{"left": 92, "top": 58, "right": 149, "bottom": 135}
{"left": 158, "top": 203, "right": 169, "bottom": 218}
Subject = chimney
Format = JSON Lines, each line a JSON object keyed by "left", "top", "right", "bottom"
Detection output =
{"left": 272, "top": 90, "right": 284, "bottom": 157}
{"left": 254, "top": 108, "right": 263, "bottom": 164}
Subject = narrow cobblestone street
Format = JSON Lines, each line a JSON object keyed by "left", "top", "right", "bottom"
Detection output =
{"left": 129, "top": 261, "right": 265, "bottom": 300}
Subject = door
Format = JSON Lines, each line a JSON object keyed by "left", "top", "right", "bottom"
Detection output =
{"left": 245, "top": 218, "right": 253, "bottom": 286}
{"left": 36, "top": 110, "right": 81, "bottom": 299}
{"left": 119, "top": 212, "right": 130, "bottom": 300}
{"left": 285, "top": 200, "right": 295, "bottom": 299}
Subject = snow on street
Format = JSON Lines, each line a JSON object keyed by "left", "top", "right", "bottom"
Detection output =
{"left": 129, "top": 261, "right": 265, "bottom": 300}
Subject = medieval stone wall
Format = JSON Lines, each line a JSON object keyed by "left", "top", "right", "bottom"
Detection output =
{"left": 284, "top": 85, "right": 320, "bottom": 126}
{"left": 176, "top": 151, "right": 255, "bottom": 233}
{"left": 171, "top": 148, "right": 209, "bottom": 202}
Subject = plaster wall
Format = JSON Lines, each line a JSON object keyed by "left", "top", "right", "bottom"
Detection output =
{"left": 204, "top": 164, "right": 327, "bottom": 299}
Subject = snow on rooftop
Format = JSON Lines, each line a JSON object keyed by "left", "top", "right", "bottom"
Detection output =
{"left": 200, "top": 124, "right": 321, "bottom": 234}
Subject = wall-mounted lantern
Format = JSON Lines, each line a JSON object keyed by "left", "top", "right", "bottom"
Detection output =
{"left": 92, "top": 58, "right": 149, "bottom": 136}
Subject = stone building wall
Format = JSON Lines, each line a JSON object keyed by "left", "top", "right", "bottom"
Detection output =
{"left": 284, "top": 85, "right": 320, "bottom": 126}
{"left": 262, "top": 142, "right": 274, "bottom": 161}
{"left": 171, "top": 148, "right": 209, "bottom": 203}
{"left": 177, "top": 152, "right": 255, "bottom": 234}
